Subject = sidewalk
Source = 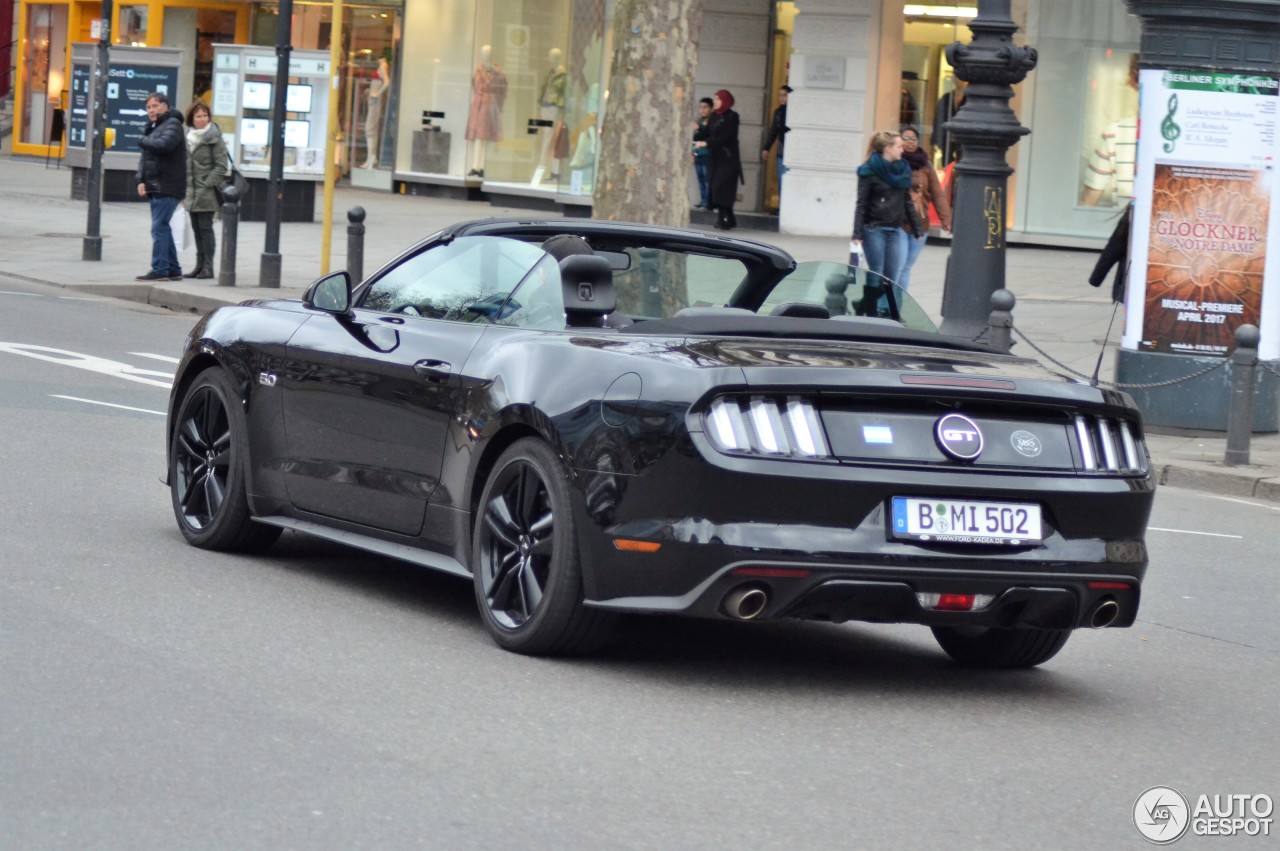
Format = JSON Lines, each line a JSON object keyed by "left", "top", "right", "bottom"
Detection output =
{"left": 2, "top": 154, "right": 1278, "bottom": 503}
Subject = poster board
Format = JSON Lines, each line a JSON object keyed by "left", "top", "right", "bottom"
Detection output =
{"left": 1124, "top": 69, "right": 1280, "bottom": 359}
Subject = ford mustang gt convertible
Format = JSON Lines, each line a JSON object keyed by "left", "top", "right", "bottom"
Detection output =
{"left": 165, "top": 218, "right": 1154, "bottom": 668}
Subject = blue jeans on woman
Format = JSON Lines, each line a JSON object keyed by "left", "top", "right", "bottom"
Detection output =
{"left": 896, "top": 231, "right": 929, "bottom": 291}
{"left": 860, "top": 225, "right": 908, "bottom": 286}
{"left": 149, "top": 194, "right": 182, "bottom": 277}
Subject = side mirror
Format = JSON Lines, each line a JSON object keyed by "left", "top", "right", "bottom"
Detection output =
{"left": 303, "top": 271, "right": 352, "bottom": 315}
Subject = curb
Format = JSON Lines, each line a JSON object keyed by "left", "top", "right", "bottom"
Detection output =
{"left": 1157, "top": 463, "right": 1280, "bottom": 503}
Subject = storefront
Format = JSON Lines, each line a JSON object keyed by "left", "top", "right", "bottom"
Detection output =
{"left": 782, "top": 1, "right": 1140, "bottom": 242}
{"left": 11, "top": 0, "right": 251, "bottom": 159}
{"left": 392, "top": 0, "right": 613, "bottom": 204}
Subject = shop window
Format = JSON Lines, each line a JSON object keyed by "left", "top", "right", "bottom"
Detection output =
{"left": 116, "top": 5, "right": 148, "bottom": 46}
{"left": 21, "top": 4, "right": 69, "bottom": 147}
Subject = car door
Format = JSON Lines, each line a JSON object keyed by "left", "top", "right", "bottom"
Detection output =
{"left": 279, "top": 236, "right": 547, "bottom": 536}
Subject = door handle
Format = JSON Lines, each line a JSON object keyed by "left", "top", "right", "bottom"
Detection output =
{"left": 413, "top": 359, "right": 452, "bottom": 382}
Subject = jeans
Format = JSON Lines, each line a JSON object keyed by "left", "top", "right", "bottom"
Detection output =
{"left": 694, "top": 157, "right": 710, "bottom": 207}
{"left": 860, "top": 225, "right": 908, "bottom": 286}
{"left": 775, "top": 153, "right": 787, "bottom": 201}
{"left": 149, "top": 194, "right": 181, "bottom": 276}
{"left": 897, "top": 231, "right": 928, "bottom": 291}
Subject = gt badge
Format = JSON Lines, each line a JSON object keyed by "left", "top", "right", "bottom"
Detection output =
{"left": 935, "top": 413, "right": 983, "bottom": 461}
{"left": 1011, "top": 430, "right": 1043, "bottom": 458}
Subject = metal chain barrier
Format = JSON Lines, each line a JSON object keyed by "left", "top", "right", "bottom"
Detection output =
{"left": 1007, "top": 325, "right": 1230, "bottom": 389}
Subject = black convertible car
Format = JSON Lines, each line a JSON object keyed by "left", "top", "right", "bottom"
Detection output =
{"left": 166, "top": 218, "right": 1154, "bottom": 668}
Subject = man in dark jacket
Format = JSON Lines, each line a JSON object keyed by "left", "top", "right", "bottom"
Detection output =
{"left": 760, "top": 85, "right": 791, "bottom": 205}
{"left": 134, "top": 92, "right": 187, "bottom": 281}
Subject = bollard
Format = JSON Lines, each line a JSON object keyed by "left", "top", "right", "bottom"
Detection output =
{"left": 1224, "top": 324, "right": 1260, "bottom": 467}
{"left": 347, "top": 206, "right": 366, "bottom": 284}
{"left": 986, "top": 289, "right": 1016, "bottom": 352}
{"left": 638, "top": 247, "right": 661, "bottom": 317}
{"left": 824, "top": 270, "right": 852, "bottom": 317}
{"left": 218, "top": 186, "right": 240, "bottom": 287}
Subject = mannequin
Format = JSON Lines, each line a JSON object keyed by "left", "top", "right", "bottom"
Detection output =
{"left": 465, "top": 44, "right": 507, "bottom": 177}
{"left": 532, "top": 47, "right": 567, "bottom": 185}
{"left": 361, "top": 54, "right": 391, "bottom": 169}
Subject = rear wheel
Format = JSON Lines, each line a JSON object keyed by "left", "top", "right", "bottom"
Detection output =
{"left": 170, "top": 368, "right": 280, "bottom": 552}
{"left": 472, "top": 438, "right": 614, "bottom": 655}
{"left": 931, "top": 625, "right": 1070, "bottom": 669}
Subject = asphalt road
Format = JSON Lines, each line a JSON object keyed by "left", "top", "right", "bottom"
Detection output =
{"left": 1, "top": 276, "right": 1276, "bottom": 849}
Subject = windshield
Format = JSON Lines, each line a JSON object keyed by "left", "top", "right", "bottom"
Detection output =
{"left": 759, "top": 261, "right": 938, "bottom": 333}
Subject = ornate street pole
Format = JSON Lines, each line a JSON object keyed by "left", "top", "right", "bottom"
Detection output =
{"left": 937, "top": 0, "right": 1037, "bottom": 340}
{"left": 82, "top": 0, "right": 113, "bottom": 261}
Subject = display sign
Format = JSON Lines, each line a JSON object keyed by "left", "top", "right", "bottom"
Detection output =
{"left": 106, "top": 63, "right": 180, "bottom": 152}
{"left": 1124, "top": 69, "right": 1280, "bottom": 359}
{"left": 242, "top": 81, "right": 273, "bottom": 110}
{"left": 68, "top": 63, "right": 91, "bottom": 147}
{"left": 286, "top": 84, "right": 313, "bottom": 113}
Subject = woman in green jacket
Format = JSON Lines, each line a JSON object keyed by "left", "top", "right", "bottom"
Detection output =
{"left": 184, "top": 101, "right": 228, "bottom": 279}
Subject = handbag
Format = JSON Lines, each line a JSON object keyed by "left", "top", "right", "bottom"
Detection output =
{"left": 214, "top": 154, "right": 251, "bottom": 206}
{"left": 169, "top": 204, "right": 194, "bottom": 252}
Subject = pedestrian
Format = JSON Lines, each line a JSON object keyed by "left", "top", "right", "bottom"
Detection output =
{"left": 692, "top": 96, "right": 713, "bottom": 210}
{"left": 1089, "top": 205, "right": 1132, "bottom": 304}
{"left": 183, "top": 101, "right": 227, "bottom": 280}
{"left": 134, "top": 92, "right": 187, "bottom": 282}
{"left": 693, "top": 89, "right": 742, "bottom": 230}
{"left": 852, "top": 130, "right": 921, "bottom": 293}
{"left": 895, "top": 125, "right": 951, "bottom": 291}
{"left": 760, "top": 84, "right": 791, "bottom": 205}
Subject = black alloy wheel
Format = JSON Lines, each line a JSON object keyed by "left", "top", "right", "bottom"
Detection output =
{"left": 170, "top": 369, "right": 280, "bottom": 552}
{"left": 931, "top": 625, "right": 1071, "bottom": 669}
{"left": 472, "top": 438, "right": 614, "bottom": 655}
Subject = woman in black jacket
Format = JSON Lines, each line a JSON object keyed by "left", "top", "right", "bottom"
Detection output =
{"left": 852, "top": 130, "right": 921, "bottom": 285}
{"left": 694, "top": 89, "right": 743, "bottom": 230}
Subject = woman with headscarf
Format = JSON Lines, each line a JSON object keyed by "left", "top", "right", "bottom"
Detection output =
{"left": 693, "top": 89, "right": 742, "bottom": 230}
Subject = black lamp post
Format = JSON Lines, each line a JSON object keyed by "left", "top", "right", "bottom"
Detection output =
{"left": 259, "top": 0, "right": 293, "bottom": 289}
{"left": 82, "top": 0, "right": 113, "bottom": 261}
{"left": 937, "top": 0, "right": 1037, "bottom": 340}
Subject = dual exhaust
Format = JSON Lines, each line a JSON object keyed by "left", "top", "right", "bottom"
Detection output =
{"left": 723, "top": 585, "right": 1121, "bottom": 628}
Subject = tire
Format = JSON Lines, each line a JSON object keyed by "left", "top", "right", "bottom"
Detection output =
{"left": 170, "top": 368, "right": 281, "bottom": 553}
{"left": 931, "top": 625, "right": 1071, "bottom": 669}
{"left": 472, "top": 438, "right": 615, "bottom": 655}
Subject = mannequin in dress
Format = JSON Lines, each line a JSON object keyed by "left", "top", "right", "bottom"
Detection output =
{"left": 465, "top": 44, "right": 507, "bottom": 178}
{"left": 533, "top": 47, "right": 567, "bottom": 184}
{"left": 361, "top": 55, "right": 390, "bottom": 168}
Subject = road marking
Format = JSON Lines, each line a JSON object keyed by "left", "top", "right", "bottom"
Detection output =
{"left": 51, "top": 395, "right": 165, "bottom": 416}
{"left": 58, "top": 296, "right": 104, "bottom": 301}
{"left": 0, "top": 343, "right": 173, "bottom": 388}
{"left": 1199, "top": 493, "right": 1280, "bottom": 513}
{"left": 1148, "top": 526, "right": 1243, "bottom": 539}
{"left": 129, "top": 351, "right": 181, "bottom": 364}
{"left": 0, "top": 290, "right": 42, "bottom": 297}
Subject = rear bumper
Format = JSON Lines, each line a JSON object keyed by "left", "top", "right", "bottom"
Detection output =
{"left": 587, "top": 558, "right": 1143, "bottom": 631}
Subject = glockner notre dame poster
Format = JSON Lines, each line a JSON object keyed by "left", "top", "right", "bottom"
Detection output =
{"left": 1140, "top": 163, "right": 1268, "bottom": 356}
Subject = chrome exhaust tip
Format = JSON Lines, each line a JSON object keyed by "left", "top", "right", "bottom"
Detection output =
{"left": 1088, "top": 598, "right": 1120, "bottom": 629}
{"left": 723, "top": 586, "right": 769, "bottom": 620}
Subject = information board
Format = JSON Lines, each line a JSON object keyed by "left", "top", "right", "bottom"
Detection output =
{"left": 68, "top": 63, "right": 91, "bottom": 147}
{"left": 105, "top": 63, "right": 180, "bottom": 153}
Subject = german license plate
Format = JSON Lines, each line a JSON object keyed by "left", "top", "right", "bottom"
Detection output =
{"left": 891, "top": 497, "right": 1042, "bottom": 545}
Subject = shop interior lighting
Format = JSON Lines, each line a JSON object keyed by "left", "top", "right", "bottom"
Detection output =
{"left": 904, "top": 5, "right": 979, "bottom": 17}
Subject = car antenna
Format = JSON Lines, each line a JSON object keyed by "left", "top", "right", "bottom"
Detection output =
{"left": 1089, "top": 261, "right": 1128, "bottom": 387}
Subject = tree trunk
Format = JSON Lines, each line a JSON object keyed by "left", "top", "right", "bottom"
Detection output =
{"left": 594, "top": 0, "right": 702, "bottom": 227}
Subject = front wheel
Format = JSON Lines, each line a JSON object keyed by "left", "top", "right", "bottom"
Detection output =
{"left": 931, "top": 625, "right": 1071, "bottom": 669}
{"left": 169, "top": 368, "right": 280, "bottom": 552}
{"left": 472, "top": 438, "right": 614, "bottom": 655}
